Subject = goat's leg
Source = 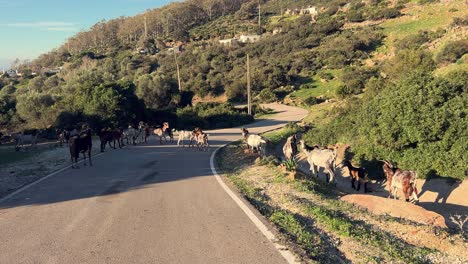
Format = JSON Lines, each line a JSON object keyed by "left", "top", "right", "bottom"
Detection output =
{"left": 403, "top": 183, "right": 410, "bottom": 202}
{"left": 88, "top": 149, "right": 92, "bottom": 166}
{"left": 325, "top": 167, "right": 333, "bottom": 184}
{"left": 411, "top": 184, "right": 419, "bottom": 202}
{"left": 392, "top": 187, "right": 398, "bottom": 200}
{"left": 387, "top": 177, "right": 393, "bottom": 198}
{"left": 82, "top": 152, "right": 87, "bottom": 166}
{"left": 310, "top": 163, "right": 317, "bottom": 177}
{"left": 351, "top": 177, "right": 356, "bottom": 190}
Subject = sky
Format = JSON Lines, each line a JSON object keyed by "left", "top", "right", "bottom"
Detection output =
{"left": 0, "top": 0, "right": 175, "bottom": 69}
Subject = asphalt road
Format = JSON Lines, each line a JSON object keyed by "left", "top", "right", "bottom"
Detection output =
{"left": 0, "top": 103, "right": 308, "bottom": 264}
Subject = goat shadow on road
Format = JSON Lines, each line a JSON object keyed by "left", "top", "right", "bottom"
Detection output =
{"left": 0, "top": 136, "right": 235, "bottom": 210}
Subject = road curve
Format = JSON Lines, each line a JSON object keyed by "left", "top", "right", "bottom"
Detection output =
{"left": 0, "top": 103, "right": 308, "bottom": 264}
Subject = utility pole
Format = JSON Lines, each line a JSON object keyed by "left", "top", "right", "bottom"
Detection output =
{"left": 247, "top": 54, "right": 252, "bottom": 116}
{"left": 144, "top": 16, "right": 148, "bottom": 39}
{"left": 258, "top": 1, "right": 261, "bottom": 35}
{"left": 174, "top": 48, "right": 182, "bottom": 92}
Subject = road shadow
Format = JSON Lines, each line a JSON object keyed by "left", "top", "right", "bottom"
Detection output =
{"left": 0, "top": 119, "right": 299, "bottom": 210}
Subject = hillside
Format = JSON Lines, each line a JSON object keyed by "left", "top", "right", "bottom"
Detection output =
{"left": 0, "top": 0, "right": 467, "bottom": 179}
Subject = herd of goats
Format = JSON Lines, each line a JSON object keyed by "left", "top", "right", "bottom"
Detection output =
{"left": 3, "top": 123, "right": 419, "bottom": 202}
{"left": 242, "top": 128, "right": 419, "bottom": 203}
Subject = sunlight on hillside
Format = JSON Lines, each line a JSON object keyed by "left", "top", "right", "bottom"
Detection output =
{"left": 381, "top": 0, "right": 466, "bottom": 41}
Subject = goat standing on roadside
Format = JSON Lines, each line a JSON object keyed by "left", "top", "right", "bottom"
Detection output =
{"left": 299, "top": 140, "right": 337, "bottom": 184}
{"left": 283, "top": 134, "right": 298, "bottom": 161}
{"left": 69, "top": 128, "right": 92, "bottom": 168}
{"left": 341, "top": 160, "right": 368, "bottom": 192}
{"left": 196, "top": 132, "right": 210, "bottom": 151}
{"left": 382, "top": 160, "right": 419, "bottom": 202}
{"left": 14, "top": 131, "right": 40, "bottom": 151}
{"left": 189, "top": 127, "right": 203, "bottom": 147}
{"left": 176, "top": 130, "right": 192, "bottom": 147}
{"left": 153, "top": 122, "right": 170, "bottom": 144}
{"left": 123, "top": 125, "right": 138, "bottom": 145}
{"left": 241, "top": 128, "right": 267, "bottom": 156}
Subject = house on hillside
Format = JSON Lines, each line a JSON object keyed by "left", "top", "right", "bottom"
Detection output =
{"left": 284, "top": 6, "right": 319, "bottom": 22}
{"left": 218, "top": 38, "right": 238, "bottom": 47}
{"left": 44, "top": 67, "right": 62, "bottom": 76}
{"left": 238, "top": 34, "right": 261, "bottom": 43}
{"left": 2, "top": 69, "right": 19, "bottom": 77}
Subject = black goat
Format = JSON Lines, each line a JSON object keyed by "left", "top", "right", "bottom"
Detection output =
{"left": 69, "top": 128, "right": 93, "bottom": 168}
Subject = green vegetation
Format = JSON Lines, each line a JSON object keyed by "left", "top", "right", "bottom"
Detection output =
{"left": 0, "top": 0, "right": 466, "bottom": 180}
{"left": 263, "top": 122, "right": 301, "bottom": 145}
{"left": 304, "top": 70, "right": 467, "bottom": 180}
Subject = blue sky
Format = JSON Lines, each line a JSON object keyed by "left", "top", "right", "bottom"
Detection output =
{"left": 0, "top": 0, "right": 174, "bottom": 69}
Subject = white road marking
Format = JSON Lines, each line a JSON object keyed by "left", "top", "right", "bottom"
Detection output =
{"left": 210, "top": 146, "right": 299, "bottom": 264}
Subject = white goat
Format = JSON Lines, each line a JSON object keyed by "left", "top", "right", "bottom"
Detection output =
{"left": 123, "top": 126, "right": 139, "bottom": 145}
{"left": 299, "top": 140, "right": 337, "bottom": 184}
{"left": 241, "top": 128, "right": 267, "bottom": 156}
{"left": 14, "top": 132, "right": 39, "bottom": 150}
{"left": 175, "top": 130, "right": 192, "bottom": 147}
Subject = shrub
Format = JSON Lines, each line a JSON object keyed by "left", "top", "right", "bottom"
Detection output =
{"left": 347, "top": 10, "right": 364, "bottom": 22}
{"left": 176, "top": 103, "right": 253, "bottom": 130}
{"left": 451, "top": 16, "right": 468, "bottom": 27}
{"left": 257, "top": 88, "right": 278, "bottom": 103}
{"left": 306, "top": 72, "right": 468, "bottom": 180}
{"left": 304, "top": 96, "right": 321, "bottom": 106}
{"left": 436, "top": 40, "right": 468, "bottom": 64}
{"left": 317, "top": 71, "right": 334, "bottom": 81}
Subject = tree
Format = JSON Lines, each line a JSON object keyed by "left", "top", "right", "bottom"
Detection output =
{"left": 16, "top": 92, "right": 57, "bottom": 128}
{"left": 136, "top": 73, "right": 178, "bottom": 110}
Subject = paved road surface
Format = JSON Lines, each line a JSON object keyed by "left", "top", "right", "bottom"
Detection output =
{"left": 0, "top": 104, "right": 308, "bottom": 264}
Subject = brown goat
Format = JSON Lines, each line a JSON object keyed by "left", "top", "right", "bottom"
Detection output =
{"left": 283, "top": 134, "right": 298, "bottom": 161}
{"left": 382, "top": 160, "right": 419, "bottom": 202}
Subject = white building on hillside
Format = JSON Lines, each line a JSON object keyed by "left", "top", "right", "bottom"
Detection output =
{"left": 238, "top": 34, "right": 261, "bottom": 43}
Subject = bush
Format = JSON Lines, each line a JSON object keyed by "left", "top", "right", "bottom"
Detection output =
{"left": 306, "top": 72, "right": 468, "bottom": 180}
{"left": 436, "top": 40, "right": 468, "bottom": 64}
{"left": 176, "top": 103, "right": 253, "bottom": 130}
{"left": 257, "top": 88, "right": 278, "bottom": 103}
{"left": 347, "top": 10, "right": 364, "bottom": 22}
{"left": 303, "top": 96, "right": 321, "bottom": 106}
{"left": 451, "top": 16, "right": 468, "bottom": 28}
{"left": 317, "top": 71, "right": 334, "bottom": 81}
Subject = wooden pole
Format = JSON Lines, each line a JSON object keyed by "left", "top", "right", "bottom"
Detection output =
{"left": 174, "top": 49, "right": 182, "bottom": 92}
{"left": 247, "top": 54, "right": 252, "bottom": 116}
{"left": 258, "top": 1, "right": 261, "bottom": 35}
{"left": 144, "top": 16, "right": 148, "bottom": 40}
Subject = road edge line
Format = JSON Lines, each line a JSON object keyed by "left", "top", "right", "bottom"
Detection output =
{"left": 210, "top": 145, "right": 299, "bottom": 264}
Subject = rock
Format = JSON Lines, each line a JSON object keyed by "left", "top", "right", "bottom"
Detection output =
{"left": 341, "top": 194, "right": 448, "bottom": 228}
